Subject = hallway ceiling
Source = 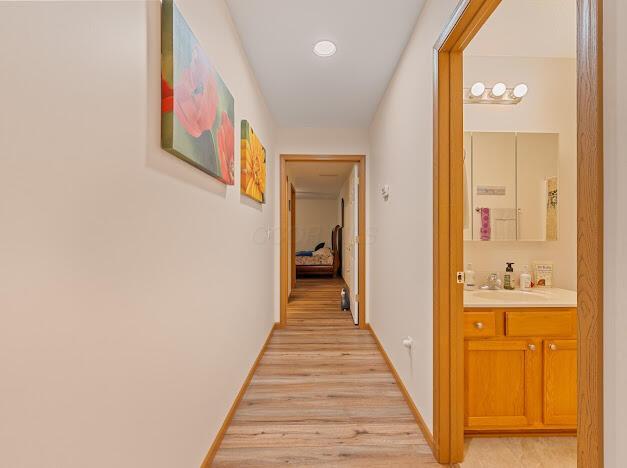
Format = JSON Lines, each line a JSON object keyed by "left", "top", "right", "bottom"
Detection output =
{"left": 287, "top": 162, "right": 354, "bottom": 197}
{"left": 226, "top": 0, "right": 426, "bottom": 128}
{"left": 465, "top": 0, "right": 576, "bottom": 58}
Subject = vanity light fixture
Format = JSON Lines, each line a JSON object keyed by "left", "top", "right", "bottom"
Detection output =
{"left": 490, "top": 82, "right": 507, "bottom": 98}
{"left": 313, "top": 40, "right": 337, "bottom": 57}
{"left": 464, "top": 82, "right": 529, "bottom": 105}
{"left": 469, "top": 82, "right": 486, "bottom": 98}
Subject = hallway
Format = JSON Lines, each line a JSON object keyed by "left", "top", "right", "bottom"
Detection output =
{"left": 213, "top": 278, "right": 439, "bottom": 466}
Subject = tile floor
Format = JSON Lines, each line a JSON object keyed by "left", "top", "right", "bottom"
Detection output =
{"left": 457, "top": 437, "right": 577, "bottom": 468}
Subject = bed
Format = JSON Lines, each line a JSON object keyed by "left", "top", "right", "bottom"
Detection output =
{"left": 296, "top": 225, "right": 342, "bottom": 277}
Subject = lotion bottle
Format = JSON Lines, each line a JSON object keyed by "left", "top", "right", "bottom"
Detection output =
{"left": 520, "top": 265, "right": 532, "bottom": 290}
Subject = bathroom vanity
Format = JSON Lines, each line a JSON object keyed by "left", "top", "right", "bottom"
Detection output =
{"left": 463, "top": 288, "right": 577, "bottom": 434}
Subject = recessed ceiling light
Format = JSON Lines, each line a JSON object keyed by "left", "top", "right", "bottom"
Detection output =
{"left": 313, "top": 40, "right": 337, "bottom": 57}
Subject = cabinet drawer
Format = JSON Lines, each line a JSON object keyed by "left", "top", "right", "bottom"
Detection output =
{"left": 464, "top": 311, "right": 497, "bottom": 337}
{"left": 506, "top": 310, "right": 576, "bottom": 337}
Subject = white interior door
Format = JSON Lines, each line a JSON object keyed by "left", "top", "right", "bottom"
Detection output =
{"left": 351, "top": 167, "right": 359, "bottom": 325}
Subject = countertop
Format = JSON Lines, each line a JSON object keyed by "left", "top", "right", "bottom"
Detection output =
{"left": 464, "top": 288, "right": 577, "bottom": 308}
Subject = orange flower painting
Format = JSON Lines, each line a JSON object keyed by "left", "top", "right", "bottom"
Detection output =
{"left": 241, "top": 121, "right": 266, "bottom": 203}
{"left": 161, "top": 0, "right": 235, "bottom": 184}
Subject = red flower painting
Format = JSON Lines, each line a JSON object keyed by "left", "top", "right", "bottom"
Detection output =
{"left": 161, "top": 78, "right": 173, "bottom": 113}
{"left": 173, "top": 47, "right": 218, "bottom": 138}
{"left": 217, "top": 112, "right": 234, "bottom": 184}
{"left": 161, "top": 0, "right": 235, "bottom": 185}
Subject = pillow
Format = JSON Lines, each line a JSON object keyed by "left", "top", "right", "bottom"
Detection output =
{"left": 313, "top": 247, "right": 332, "bottom": 257}
{"left": 296, "top": 251, "right": 313, "bottom": 257}
{"left": 314, "top": 242, "right": 325, "bottom": 251}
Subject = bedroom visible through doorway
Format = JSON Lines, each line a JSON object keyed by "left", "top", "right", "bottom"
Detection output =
{"left": 280, "top": 155, "right": 366, "bottom": 329}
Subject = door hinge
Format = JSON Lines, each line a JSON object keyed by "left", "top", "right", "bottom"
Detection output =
{"left": 456, "top": 271, "right": 465, "bottom": 284}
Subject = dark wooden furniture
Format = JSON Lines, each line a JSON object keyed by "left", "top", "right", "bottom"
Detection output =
{"left": 296, "top": 225, "right": 342, "bottom": 277}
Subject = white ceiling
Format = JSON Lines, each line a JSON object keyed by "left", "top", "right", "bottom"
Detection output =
{"left": 465, "top": 0, "right": 576, "bottom": 58}
{"left": 226, "top": 0, "right": 426, "bottom": 128}
{"left": 287, "top": 162, "right": 355, "bottom": 197}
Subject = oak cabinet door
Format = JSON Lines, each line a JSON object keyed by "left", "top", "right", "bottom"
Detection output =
{"left": 465, "top": 340, "right": 536, "bottom": 428}
{"left": 543, "top": 339, "right": 577, "bottom": 426}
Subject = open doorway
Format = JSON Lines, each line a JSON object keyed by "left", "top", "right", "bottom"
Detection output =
{"left": 280, "top": 155, "right": 366, "bottom": 329}
{"left": 433, "top": 0, "right": 602, "bottom": 466}
{"left": 460, "top": 1, "right": 578, "bottom": 465}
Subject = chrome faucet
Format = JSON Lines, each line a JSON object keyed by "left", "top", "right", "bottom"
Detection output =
{"left": 483, "top": 273, "right": 502, "bottom": 290}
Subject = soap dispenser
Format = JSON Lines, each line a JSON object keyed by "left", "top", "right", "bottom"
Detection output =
{"left": 504, "top": 262, "right": 515, "bottom": 290}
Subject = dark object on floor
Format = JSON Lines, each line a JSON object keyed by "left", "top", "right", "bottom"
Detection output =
{"left": 341, "top": 288, "right": 350, "bottom": 310}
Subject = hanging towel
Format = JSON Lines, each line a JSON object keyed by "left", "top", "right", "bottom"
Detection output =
{"left": 480, "top": 208, "right": 491, "bottom": 241}
{"left": 491, "top": 208, "right": 517, "bottom": 241}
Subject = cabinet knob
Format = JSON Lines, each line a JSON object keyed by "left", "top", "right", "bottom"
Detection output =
{"left": 474, "top": 322, "right": 484, "bottom": 330}
{"left": 549, "top": 343, "right": 558, "bottom": 351}
{"left": 528, "top": 344, "right": 536, "bottom": 351}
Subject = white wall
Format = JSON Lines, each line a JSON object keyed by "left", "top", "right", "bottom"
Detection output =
{"left": 277, "top": 127, "right": 370, "bottom": 155}
{"left": 463, "top": 56, "right": 577, "bottom": 290}
{"left": 295, "top": 198, "right": 338, "bottom": 251}
{"left": 604, "top": 0, "right": 627, "bottom": 465}
{"left": 0, "top": 1, "right": 276, "bottom": 467}
{"left": 367, "top": 0, "right": 460, "bottom": 433}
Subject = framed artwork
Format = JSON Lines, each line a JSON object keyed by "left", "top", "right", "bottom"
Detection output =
{"left": 161, "top": 0, "right": 235, "bottom": 184}
{"left": 240, "top": 120, "right": 266, "bottom": 203}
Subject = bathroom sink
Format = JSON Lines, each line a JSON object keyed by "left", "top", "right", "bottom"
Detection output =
{"left": 473, "top": 290, "right": 546, "bottom": 302}
{"left": 465, "top": 287, "right": 577, "bottom": 308}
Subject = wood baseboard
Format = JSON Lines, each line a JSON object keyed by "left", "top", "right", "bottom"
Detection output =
{"left": 200, "top": 322, "right": 278, "bottom": 467}
{"left": 366, "top": 323, "right": 437, "bottom": 456}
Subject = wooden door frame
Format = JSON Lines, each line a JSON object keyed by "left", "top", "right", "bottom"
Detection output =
{"left": 433, "top": 0, "right": 603, "bottom": 465}
{"left": 290, "top": 183, "right": 296, "bottom": 291}
{"left": 280, "top": 154, "right": 367, "bottom": 329}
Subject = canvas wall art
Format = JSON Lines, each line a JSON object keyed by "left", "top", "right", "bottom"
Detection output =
{"left": 240, "top": 120, "right": 266, "bottom": 203}
{"left": 161, "top": 0, "right": 235, "bottom": 184}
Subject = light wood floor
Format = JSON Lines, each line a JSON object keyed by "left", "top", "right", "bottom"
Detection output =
{"left": 213, "top": 277, "right": 440, "bottom": 467}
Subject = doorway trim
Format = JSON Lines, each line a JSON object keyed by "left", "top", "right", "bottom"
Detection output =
{"left": 290, "top": 183, "right": 296, "bottom": 291}
{"left": 280, "top": 154, "right": 367, "bottom": 329}
{"left": 432, "top": 0, "right": 603, "bottom": 465}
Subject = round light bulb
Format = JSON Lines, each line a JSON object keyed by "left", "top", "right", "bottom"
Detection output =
{"left": 491, "top": 82, "right": 507, "bottom": 98}
{"left": 470, "top": 82, "right": 486, "bottom": 98}
{"left": 513, "top": 83, "right": 528, "bottom": 98}
{"left": 313, "top": 40, "right": 337, "bottom": 57}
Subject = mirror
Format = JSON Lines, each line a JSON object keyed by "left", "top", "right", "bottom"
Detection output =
{"left": 464, "top": 132, "right": 559, "bottom": 242}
